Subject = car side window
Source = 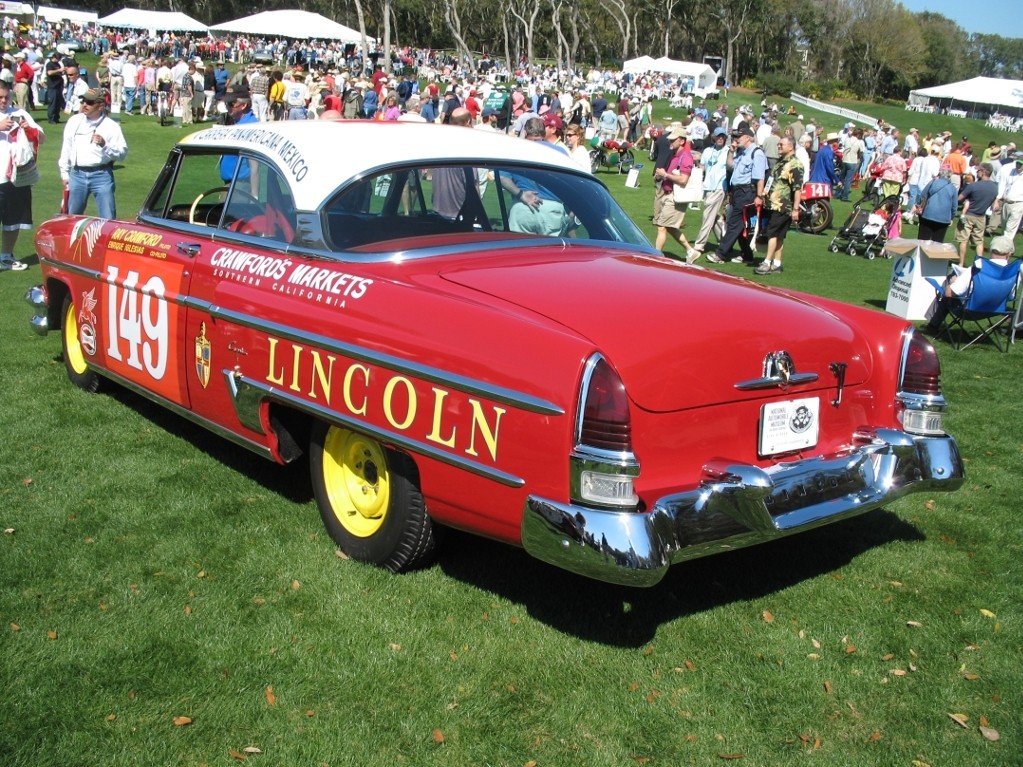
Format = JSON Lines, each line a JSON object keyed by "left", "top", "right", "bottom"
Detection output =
{"left": 149, "top": 152, "right": 296, "bottom": 244}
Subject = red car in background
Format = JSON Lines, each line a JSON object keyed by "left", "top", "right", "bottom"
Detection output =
{"left": 27, "top": 121, "right": 963, "bottom": 586}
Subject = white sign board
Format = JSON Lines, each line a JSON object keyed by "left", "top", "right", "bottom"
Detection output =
{"left": 884, "top": 238, "right": 959, "bottom": 321}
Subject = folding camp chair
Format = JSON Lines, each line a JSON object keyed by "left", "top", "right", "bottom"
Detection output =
{"left": 934, "top": 258, "right": 1021, "bottom": 352}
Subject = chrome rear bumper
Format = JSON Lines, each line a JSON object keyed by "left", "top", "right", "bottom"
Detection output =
{"left": 521, "top": 428, "right": 964, "bottom": 587}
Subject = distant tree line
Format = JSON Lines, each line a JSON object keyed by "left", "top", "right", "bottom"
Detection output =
{"left": 90, "top": 0, "right": 1023, "bottom": 99}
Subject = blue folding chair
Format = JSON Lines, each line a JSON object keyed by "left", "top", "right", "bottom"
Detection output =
{"left": 933, "top": 258, "right": 1021, "bottom": 352}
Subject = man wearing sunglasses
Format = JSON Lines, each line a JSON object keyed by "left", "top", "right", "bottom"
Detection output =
{"left": 57, "top": 88, "right": 128, "bottom": 219}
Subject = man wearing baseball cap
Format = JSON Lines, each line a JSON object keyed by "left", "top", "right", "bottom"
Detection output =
{"left": 707, "top": 123, "right": 767, "bottom": 265}
{"left": 57, "top": 88, "right": 128, "bottom": 219}
{"left": 924, "top": 234, "right": 1015, "bottom": 334}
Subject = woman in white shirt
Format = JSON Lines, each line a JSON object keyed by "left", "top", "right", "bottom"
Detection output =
{"left": 565, "top": 124, "right": 592, "bottom": 174}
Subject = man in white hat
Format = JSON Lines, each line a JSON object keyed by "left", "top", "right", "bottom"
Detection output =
{"left": 12, "top": 52, "right": 33, "bottom": 110}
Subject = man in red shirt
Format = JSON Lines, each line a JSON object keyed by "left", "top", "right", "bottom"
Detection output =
{"left": 13, "top": 52, "right": 34, "bottom": 111}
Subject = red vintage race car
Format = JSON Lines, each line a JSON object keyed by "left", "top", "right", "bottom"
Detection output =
{"left": 27, "top": 121, "right": 963, "bottom": 586}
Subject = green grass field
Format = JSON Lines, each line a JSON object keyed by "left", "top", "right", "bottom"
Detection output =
{"left": 1, "top": 90, "right": 1020, "bottom": 767}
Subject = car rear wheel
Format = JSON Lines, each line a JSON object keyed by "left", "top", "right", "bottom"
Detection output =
{"left": 62, "top": 294, "right": 101, "bottom": 393}
{"left": 310, "top": 422, "right": 434, "bottom": 572}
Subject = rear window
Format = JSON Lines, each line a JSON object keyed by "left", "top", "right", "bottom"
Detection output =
{"left": 322, "top": 163, "right": 650, "bottom": 251}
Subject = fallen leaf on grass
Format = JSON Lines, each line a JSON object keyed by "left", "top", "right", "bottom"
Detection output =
{"left": 47, "top": 630, "right": 58, "bottom": 640}
{"left": 906, "top": 621, "right": 923, "bottom": 628}
{"left": 890, "top": 669, "right": 907, "bottom": 677}
{"left": 845, "top": 643, "right": 857, "bottom": 654}
{"left": 979, "top": 609, "right": 996, "bottom": 619}
{"left": 106, "top": 714, "right": 117, "bottom": 722}
{"left": 980, "top": 725, "right": 1000, "bottom": 741}
{"left": 525, "top": 761, "right": 538, "bottom": 767}
{"left": 811, "top": 638, "right": 821, "bottom": 649}
{"left": 948, "top": 713, "right": 969, "bottom": 729}
{"left": 717, "top": 753, "right": 744, "bottom": 760}
{"left": 291, "top": 580, "right": 301, "bottom": 591}
{"left": 632, "top": 757, "right": 652, "bottom": 764}
{"left": 3, "top": 527, "right": 14, "bottom": 534}
{"left": 21, "top": 478, "right": 33, "bottom": 486}
{"left": 264, "top": 685, "right": 276, "bottom": 706}
{"left": 824, "top": 681, "right": 833, "bottom": 694}
{"left": 867, "top": 730, "right": 882, "bottom": 742}
{"left": 243, "top": 747, "right": 262, "bottom": 754}
{"left": 911, "top": 761, "right": 932, "bottom": 767}
{"left": 388, "top": 643, "right": 401, "bottom": 652}
{"left": 882, "top": 653, "right": 895, "bottom": 661}
{"left": 184, "top": 605, "right": 192, "bottom": 617}
{"left": 172, "top": 716, "right": 193, "bottom": 727}
{"left": 431, "top": 728, "right": 445, "bottom": 744}
{"left": 762, "top": 610, "right": 774, "bottom": 623}
{"left": 962, "top": 672, "right": 980, "bottom": 681}
{"left": 685, "top": 659, "right": 695, "bottom": 671}
{"left": 229, "top": 749, "right": 248, "bottom": 760}
{"left": 642, "top": 645, "right": 655, "bottom": 656}
{"left": 10, "top": 623, "right": 20, "bottom": 632}
{"left": 889, "top": 580, "right": 903, "bottom": 587}
{"left": 334, "top": 549, "right": 349, "bottom": 560}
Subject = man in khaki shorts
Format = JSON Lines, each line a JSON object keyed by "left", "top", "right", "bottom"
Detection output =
{"left": 955, "top": 163, "right": 998, "bottom": 265}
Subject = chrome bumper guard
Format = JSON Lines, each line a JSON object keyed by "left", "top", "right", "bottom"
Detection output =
{"left": 25, "top": 285, "right": 49, "bottom": 336}
{"left": 521, "top": 428, "right": 964, "bottom": 587}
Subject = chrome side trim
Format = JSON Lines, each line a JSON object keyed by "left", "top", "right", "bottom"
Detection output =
{"left": 227, "top": 372, "right": 526, "bottom": 488}
{"left": 211, "top": 305, "right": 563, "bottom": 417}
{"left": 522, "top": 429, "right": 964, "bottom": 586}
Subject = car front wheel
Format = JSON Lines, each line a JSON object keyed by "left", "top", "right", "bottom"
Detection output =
{"left": 62, "top": 294, "right": 101, "bottom": 392}
{"left": 310, "top": 422, "right": 434, "bottom": 572}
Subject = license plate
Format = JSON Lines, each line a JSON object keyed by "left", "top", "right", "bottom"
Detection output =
{"left": 759, "top": 397, "right": 820, "bottom": 456}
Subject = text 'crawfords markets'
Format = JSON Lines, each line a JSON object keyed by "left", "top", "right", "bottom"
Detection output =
{"left": 210, "top": 247, "right": 373, "bottom": 300}
{"left": 265, "top": 338, "right": 506, "bottom": 463}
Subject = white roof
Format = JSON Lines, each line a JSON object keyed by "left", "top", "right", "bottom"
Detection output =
{"left": 97, "top": 8, "right": 208, "bottom": 32}
{"left": 211, "top": 10, "right": 364, "bottom": 43}
{"left": 623, "top": 56, "right": 657, "bottom": 74}
{"left": 910, "top": 76, "right": 1023, "bottom": 111}
{"left": 179, "top": 121, "right": 584, "bottom": 211}
{"left": 39, "top": 5, "right": 99, "bottom": 23}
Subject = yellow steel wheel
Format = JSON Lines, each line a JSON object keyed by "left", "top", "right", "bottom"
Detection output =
{"left": 62, "top": 294, "right": 100, "bottom": 392}
{"left": 321, "top": 427, "right": 391, "bottom": 538}
{"left": 310, "top": 421, "right": 434, "bottom": 571}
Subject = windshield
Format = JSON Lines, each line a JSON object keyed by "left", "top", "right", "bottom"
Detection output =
{"left": 323, "top": 163, "right": 651, "bottom": 252}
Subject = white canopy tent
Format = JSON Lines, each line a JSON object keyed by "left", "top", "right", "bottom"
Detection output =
{"left": 39, "top": 6, "right": 99, "bottom": 24}
{"left": 909, "top": 76, "right": 1023, "bottom": 113}
{"left": 652, "top": 58, "right": 718, "bottom": 91}
{"left": 210, "top": 10, "right": 363, "bottom": 43}
{"left": 622, "top": 55, "right": 656, "bottom": 74}
{"left": 97, "top": 8, "right": 209, "bottom": 33}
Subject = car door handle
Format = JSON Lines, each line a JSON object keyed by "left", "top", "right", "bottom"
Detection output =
{"left": 176, "top": 242, "right": 201, "bottom": 258}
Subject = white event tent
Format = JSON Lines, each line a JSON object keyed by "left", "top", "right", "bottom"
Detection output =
{"left": 622, "top": 56, "right": 718, "bottom": 92}
{"left": 39, "top": 6, "right": 99, "bottom": 24}
{"left": 97, "top": 8, "right": 209, "bottom": 33}
{"left": 909, "top": 76, "right": 1023, "bottom": 113}
{"left": 210, "top": 10, "right": 363, "bottom": 43}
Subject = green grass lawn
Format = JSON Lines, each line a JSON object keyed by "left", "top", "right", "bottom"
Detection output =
{"left": 1, "top": 92, "right": 1020, "bottom": 767}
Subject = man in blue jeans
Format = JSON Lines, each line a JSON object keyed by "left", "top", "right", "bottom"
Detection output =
{"left": 57, "top": 88, "right": 128, "bottom": 219}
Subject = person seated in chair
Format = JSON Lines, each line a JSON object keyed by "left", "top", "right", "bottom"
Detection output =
{"left": 924, "top": 234, "right": 1015, "bottom": 332}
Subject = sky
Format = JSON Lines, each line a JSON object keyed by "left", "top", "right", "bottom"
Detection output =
{"left": 898, "top": 0, "right": 1023, "bottom": 39}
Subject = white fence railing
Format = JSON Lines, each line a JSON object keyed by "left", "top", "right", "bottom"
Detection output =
{"left": 789, "top": 92, "right": 878, "bottom": 127}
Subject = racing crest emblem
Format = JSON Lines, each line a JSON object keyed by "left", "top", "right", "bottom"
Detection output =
{"left": 194, "top": 322, "right": 211, "bottom": 389}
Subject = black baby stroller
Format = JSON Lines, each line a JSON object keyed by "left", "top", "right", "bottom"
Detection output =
{"left": 827, "top": 191, "right": 903, "bottom": 259}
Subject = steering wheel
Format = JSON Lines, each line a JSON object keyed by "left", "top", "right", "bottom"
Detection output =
{"left": 188, "top": 186, "right": 260, "bottom": 227}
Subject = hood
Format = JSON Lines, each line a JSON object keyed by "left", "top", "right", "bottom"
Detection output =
{"left": 440, "top": 250, "right": 873, "bottom": 412}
